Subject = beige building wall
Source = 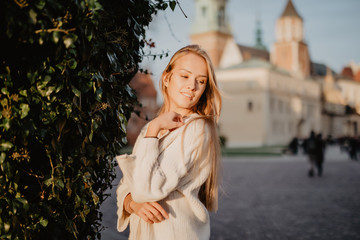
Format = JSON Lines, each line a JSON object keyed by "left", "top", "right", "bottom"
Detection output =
{"left": 217, "top": 68, "right": 268, "bottom": 147}
{"left": 217, "top": 65, "right": 321, "bottom": 147}
{"left": 338, "top": 78, "right": 360, "bottom": 113}
{"left": 337, "top": 78, "right": 360, "bottom": 136}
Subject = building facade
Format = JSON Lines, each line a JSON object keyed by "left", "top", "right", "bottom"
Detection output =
{"left": 191, "top": 0, "right": 359, "bottom": 147}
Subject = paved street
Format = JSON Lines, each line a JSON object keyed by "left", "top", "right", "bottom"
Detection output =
{"left": 100, "top": 146, "right": 360, "bottom": 240}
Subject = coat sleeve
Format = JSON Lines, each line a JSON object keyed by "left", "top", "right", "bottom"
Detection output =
{"left": 117, "top": 119, "right": 210, "bottom": 203}
{"left": 116, "top": 178, "right": 131, "bottom": 232}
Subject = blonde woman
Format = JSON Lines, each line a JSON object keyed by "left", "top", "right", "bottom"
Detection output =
{"left": 116, "top": 45, "right": 222, "bottom": 240}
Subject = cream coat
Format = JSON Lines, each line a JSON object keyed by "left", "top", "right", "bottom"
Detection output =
{"left": 116, "top": 114, "right": 212, "bottom": 240}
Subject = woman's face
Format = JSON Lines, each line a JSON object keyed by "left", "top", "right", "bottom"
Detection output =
{"left": 164, "top": 53, "right": 208, "bottom": 116}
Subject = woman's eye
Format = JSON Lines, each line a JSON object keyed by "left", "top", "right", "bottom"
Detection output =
{"left": 199, "top": 80, "right": 205, "bottom": 84}
{"left": 181, "top": 75, "right": 188, "bottom": 79}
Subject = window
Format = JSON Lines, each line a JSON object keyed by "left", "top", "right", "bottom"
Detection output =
{"left": 270, "top": 98, "right": 274, "bottom": 111}
{"left": 247, "top": 101, "right": 253, "bottom": 112}
{"left": 278, "top": 100, "right": 283, "bottom": 113}
{"left": 217, "top": 6, "right": 225, "bottom": 27}
{"left": 202, "top": 6, "right": 207, "bottom": 18}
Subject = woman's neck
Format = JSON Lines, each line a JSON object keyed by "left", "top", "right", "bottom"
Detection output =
{"left": 168, "top": 108, "right": 193, "bottom": 118}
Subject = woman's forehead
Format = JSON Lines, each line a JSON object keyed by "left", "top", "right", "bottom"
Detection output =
{"left": 173, "top": 53, "right": 208, "bottom": 75}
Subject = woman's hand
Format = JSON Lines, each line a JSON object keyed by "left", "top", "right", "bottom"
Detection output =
{"left": 124, "top": 193, "right": 169, "bottom": 224}
{"left": 146, "top": 111, "right": 184, "bottom": 138}
{"left": 131, "top": 201, "right": 169, "bottom": 224}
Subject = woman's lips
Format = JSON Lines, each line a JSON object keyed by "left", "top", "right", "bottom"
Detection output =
{"left": 181, "top": 92, "right": 194, "bottom": 99}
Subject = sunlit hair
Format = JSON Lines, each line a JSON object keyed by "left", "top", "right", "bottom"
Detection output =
{"left": 159, "top": 45, "right": 222, "bottom": 211}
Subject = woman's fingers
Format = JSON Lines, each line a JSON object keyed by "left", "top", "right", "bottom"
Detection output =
{"left": 172, "top": 112, "right": 184, "bottom": 122}
{"left": 144, "top": 207, "right": 160, "bottom": 223}
{"left": 167, "top": 111, "right": 184, "bottom": 130}
{"left": 133, "top": 202, "right": 169, "bottom": 224}
{"left": 145, "top": 202, "right": 168, "bottom": 223}
{"left": 146, "top": 111, "right": 185, "bottom": 137}
{"left": 150, "top": 202, "right": 169, "bottom": 219}
{"left": 139, "top": 211, "right": 154, "bottom": 224}
{"left": 146, "top": 205, "right": 164, "bottom": 222}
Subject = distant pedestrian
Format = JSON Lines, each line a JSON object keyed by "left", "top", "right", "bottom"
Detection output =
{"left": 288, "top": 137, "right": 298, "bottom": 155}
{"left": 314, "top": 133, "right": 325, "bottom": 177}
{"left": 305, "top": 131, "right": 323, "bottom": 177}
{"left": 348, "top": 137, "right": 359, "bottom": 161}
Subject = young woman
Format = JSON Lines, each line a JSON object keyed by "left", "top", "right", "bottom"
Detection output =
{"left": 116, "top": 45, "right": 222, "bottom": 240}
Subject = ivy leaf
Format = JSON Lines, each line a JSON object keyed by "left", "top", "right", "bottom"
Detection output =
{"left": 71, "top": 85, "right": 81, "bottom": 97}
{"left": 0, "top": 141, "right": 13, "bottom": 151}
{"left": 20, "top": 103, "right": 30, "bottom": 119}
{"left": 39, "top": 218, "right": 48, "bottom": 227}
{"left": 29, "top": 9, "right": 37, "bottom": 24}
{"left": 4, "top": 223, "right": 10, "bottom": 233}
{"left": 0, "top": 152, "right": 5, "bottom": 164}
{"left": 16, "top": 198, "right": 29, "bottom": 210}
{"left": 56, "top": 179, "right": 64, "bottom": 189}
{"left": 0, "top": 119, "right": 10, "bottom": 130}
{"left": 68, "top": 59, "right": 78, "bottom": 70}
{"left": 162, "top": 2, "right": 168, "bottom": 10}
{"left": 95, "top": 87, "right": 103, "bottom": 102}
{"left": 19, "top": 89, "right": 27, "bottom": 97}
{"left": 170, "top": 1, "right": 176, "bottom": 11}
{"left": 92, "top": 192, "right": 99, "bottom": 205}
{"left": 44, "top": 177, "right": 53, "bottom": 187}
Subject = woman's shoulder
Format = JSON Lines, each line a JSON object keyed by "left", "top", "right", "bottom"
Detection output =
{"left": 184, "top": 114, "right": 213, "bottom": 135}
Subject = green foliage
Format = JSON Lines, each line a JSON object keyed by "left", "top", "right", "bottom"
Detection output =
{"left": 0, "top": 0, "right": 175, "bottom": 239}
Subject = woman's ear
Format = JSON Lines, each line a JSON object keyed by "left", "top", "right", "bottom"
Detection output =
{"left": 163, "top": 74, "right": 169, "bottom": 87}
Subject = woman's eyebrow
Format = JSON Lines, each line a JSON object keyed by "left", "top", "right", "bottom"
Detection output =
{"left": 179, "top": 68, "right": 191, "bottom": 73}
{"left": 179, "top": 68, "right": 207, "bottom": 78}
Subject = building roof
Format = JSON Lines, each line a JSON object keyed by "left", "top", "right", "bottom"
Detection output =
{"left": 280, "top": 0, "right": 302, "bottom": 20}
{"left": 341, "top": 66, "right": 354, "bottom": 79}
{"left": 129, "top": 72, "right": 157, "bottom": 98}
{"left": 355, "top": 70, "right": 360, "bottom": 82}
{"left": 311, "top": 62, "right": 327, "bottom": 77}
{"left": 220, "top": 58, "right": 291, "bottom": 76}
{"left": 238, "top": 44, "right": 270, "bottom": 61}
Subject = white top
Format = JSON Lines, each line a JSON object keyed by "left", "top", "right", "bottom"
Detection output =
{"left": 116, "top": 114, "right": 212, "bottom": 240}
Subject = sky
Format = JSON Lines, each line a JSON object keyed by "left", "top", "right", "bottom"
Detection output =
{"left": 140, "top": 0, "right": 360, "bottom": 102}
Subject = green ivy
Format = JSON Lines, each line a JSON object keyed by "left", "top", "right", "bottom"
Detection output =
{"left": 0, "top": 0, "right": 176, "bottom": 239}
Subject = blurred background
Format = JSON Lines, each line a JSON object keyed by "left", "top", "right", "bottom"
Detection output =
{"left": 126, "top": 0, "right": 360, "bottom": 151}
{"left": 101, "top": 1, "right": 360, "bottom": 239}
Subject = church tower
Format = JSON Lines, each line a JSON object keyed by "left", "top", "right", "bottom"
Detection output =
{"left": 271, "top": 0, "right": 310, "bottom": 77}
{"left": 190, "top": 0, "right": 232, "bottom": 68}
{"left": 254, "top": 18, "right": 267, "bottom": 51}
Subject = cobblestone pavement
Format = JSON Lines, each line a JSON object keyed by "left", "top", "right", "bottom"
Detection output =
{"left": 100, "top": 146, "right": 360, "bottom": 240}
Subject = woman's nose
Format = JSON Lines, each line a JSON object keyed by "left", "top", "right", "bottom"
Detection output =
{"left": 186, "top": 78, "right": 196, "bottom": 90}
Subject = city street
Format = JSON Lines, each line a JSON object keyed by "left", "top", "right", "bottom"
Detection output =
{"left": 100, "top": 146, "right": 360, "bottom": 240}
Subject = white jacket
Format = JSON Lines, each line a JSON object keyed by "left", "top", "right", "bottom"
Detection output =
{"left": 116, "top": 114, "right": 212, "bottom": 240}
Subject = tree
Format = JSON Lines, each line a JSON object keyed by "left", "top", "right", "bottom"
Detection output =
{"left": 0, "top": 0, "right": 176, "bottom": 238}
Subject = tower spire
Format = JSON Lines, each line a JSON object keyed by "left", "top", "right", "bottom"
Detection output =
{"left": 254, "top": 17, "right": 267, "bottom": 50}
{"left": 280, "top": 0, "right": 302, "bottom": 19}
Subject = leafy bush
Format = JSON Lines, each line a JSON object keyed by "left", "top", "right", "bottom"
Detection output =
{"left": 0, "top": 0, "right": 175, "bottom": 239}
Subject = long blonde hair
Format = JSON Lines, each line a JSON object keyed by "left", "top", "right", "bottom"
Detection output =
{"left": 159, "top": 45, "right": 222, "bottom": 211}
